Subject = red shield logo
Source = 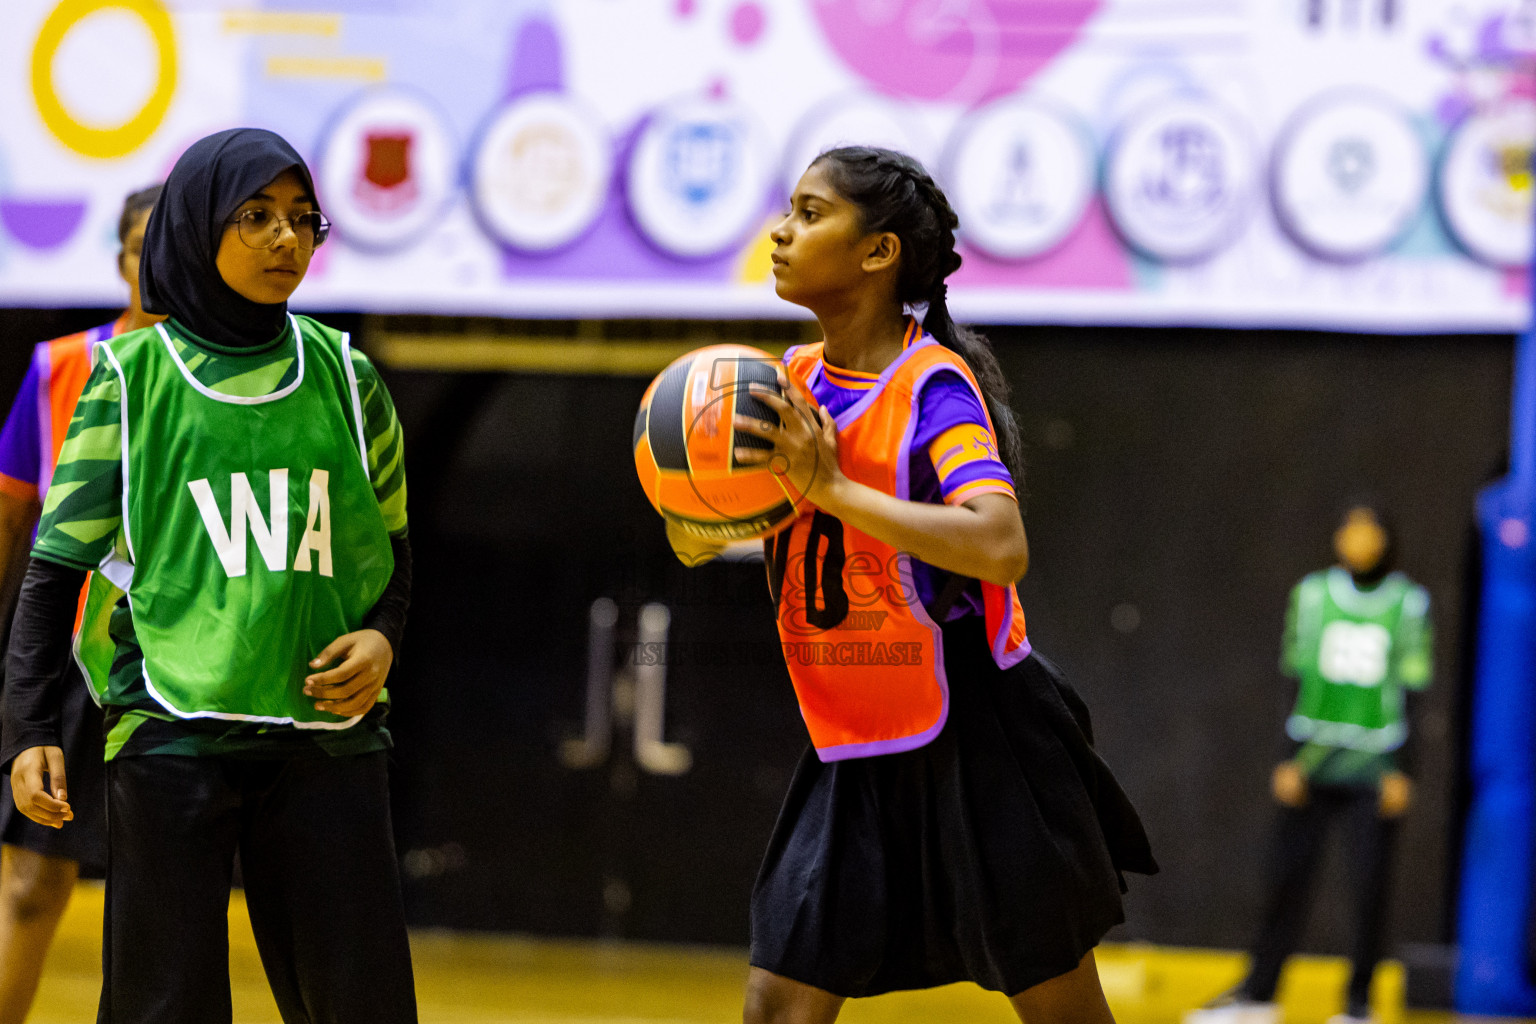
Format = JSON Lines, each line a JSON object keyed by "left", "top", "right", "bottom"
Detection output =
{"left": 354, "top": 130, "right": 419, "bottom": 217}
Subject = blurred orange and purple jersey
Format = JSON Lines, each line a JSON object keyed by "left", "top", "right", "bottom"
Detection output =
{"left": 0, "top": 315, "right": 127, "bottom": 506}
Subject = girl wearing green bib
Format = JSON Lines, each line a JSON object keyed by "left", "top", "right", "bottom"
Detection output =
{"left": 1, "top": 129, "right": 416, "bottom": 1024}
{"left": 1188, "top": 504, "right": 1432, "bottom": 1024}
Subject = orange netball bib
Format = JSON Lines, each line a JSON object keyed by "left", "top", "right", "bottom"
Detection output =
{"left": 767, "top": 337, "right": 1030, "bottom": 761}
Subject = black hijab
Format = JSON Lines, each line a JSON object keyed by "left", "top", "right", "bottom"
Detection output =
{"left": 139, "top": 128, "right": 319, "bottom": 349}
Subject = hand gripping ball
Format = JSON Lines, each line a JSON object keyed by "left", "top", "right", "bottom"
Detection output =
{"left": 634, "top": 344, "right": 802, "bottom": 542}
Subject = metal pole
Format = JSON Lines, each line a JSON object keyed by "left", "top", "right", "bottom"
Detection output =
{"left": 559, "top": 597, "right": 618, "bottom": 769}
{"left": 633, "top": 603, "right": 692, "bottom": 776}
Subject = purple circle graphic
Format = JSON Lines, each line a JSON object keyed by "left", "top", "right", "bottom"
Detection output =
{"left": 808, "top": 0, "right": 1100, "bottom": 103}
{"left": 0, "top": 199, "right": 87, "bottom": 251}
{"left": 731, "top": 3, "right": 765, "bottom": 45}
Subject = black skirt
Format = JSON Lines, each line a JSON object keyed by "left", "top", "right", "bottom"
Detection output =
{"left": 749, "top": 616, "right": 1157, "bottom": 998}
{"left": 0, "top": 666, "right": 107, "bottom": 875}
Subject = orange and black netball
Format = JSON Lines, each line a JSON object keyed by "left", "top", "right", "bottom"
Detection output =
{"left": 634, "top": 344, "right": 803, "bottom": 541}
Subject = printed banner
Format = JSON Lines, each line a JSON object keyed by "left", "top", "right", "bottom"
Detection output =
{"left": 0, "top": 0, "right": 1533, "bottom": 331}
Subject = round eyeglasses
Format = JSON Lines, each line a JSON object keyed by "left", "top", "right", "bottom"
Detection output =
{"left": 225, "top": 209, "right": 330, "bottom": 250}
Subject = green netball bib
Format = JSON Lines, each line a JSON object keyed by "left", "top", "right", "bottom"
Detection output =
{"left": 86, "top": 314, "right": 393, "bottom": 727}
{"left": 1284, "top": 568, "right": 1430, "bottom": 753}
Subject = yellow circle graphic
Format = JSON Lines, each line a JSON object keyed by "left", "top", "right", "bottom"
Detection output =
{"left": 31, "top": 0, "right": 176, "bottom": 160}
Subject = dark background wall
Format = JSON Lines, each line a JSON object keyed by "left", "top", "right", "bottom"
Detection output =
{"left": 994, "top": 328, "right": 1508, "bottom": 953}
{"left": 0, "top": 309, "right": 1512, "bottom": 956}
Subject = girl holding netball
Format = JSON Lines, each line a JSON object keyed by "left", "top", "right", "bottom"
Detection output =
{"left": 1, "top": 128, "right": 415, "bottom": 1023}
{"left": 670, "top": 147, "right": 1156, "bottom": 1024}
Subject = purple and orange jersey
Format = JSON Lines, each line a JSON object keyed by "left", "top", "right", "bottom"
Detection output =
{"left": 803, "top": 319, "right": 1015, "bottom": 620}
{"left": 0, "top": 316, "right": 127, "bottom": 505}
{"left": 771, "top": 327, "right": 1030, "bottom": 761}
{"left": 806, "top": 318, "right": 1015, "bottom": 508}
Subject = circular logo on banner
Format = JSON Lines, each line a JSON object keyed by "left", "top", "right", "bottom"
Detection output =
{"left": 31, "top": 0, "right": 177, "bottom": 160}
{"left": 626, "top": 97, "right": 772, "bottom": 259}
{"left": 942, "top": 99, "right": 1095, "bottom": 261}
{"left": 319, "top": 88, "right": 456, "bottom": 251}
{"left": 1104, "top": 96, "right": 1258, "bottom": 263}
{"left": 471, "top": 93, "right": 611, "bottom": 252}
{"left": 1272, "top": 92, "right": 1427, "bottom": 261}
{"left": 1439, "top": 99, "right": 1536, "bottom": 268}
{"left": 782, "top": 94, "right": 932, "bottom": 199}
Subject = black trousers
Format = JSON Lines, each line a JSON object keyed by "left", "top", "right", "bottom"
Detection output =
{"left": 99, "top": 751, "right": 418, "bottom": 1024}
{"left": 1241, "top": 785, "right": 1398, "bottom": 1012}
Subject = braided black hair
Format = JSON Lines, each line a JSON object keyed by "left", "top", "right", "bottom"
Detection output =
{"left": 810, "top": 146, "right": 1025, "bottom": 491}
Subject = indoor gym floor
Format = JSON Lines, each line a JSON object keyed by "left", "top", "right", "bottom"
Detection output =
{"left": 24, "top": 883, "right": 1491, "bottom": 1024}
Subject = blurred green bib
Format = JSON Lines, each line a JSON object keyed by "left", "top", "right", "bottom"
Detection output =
{"left": 1285, "top": 568, "right": 1430, "bottom": 753}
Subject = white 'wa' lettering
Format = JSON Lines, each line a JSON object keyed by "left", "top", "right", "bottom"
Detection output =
{"left": 188, "top": 469, "right": 333, "bottom": 578}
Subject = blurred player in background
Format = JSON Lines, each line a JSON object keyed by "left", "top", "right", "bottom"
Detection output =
{"left": 0, "top": 185, "right": 161, "bottom": 1024}
{"left": 1190, "top": 502, "right": 1431, "bottom": 1024}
